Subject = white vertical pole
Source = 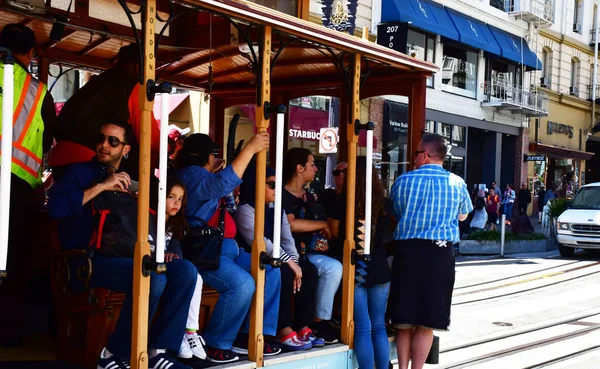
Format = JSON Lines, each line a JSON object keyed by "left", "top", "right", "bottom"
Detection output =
{"left": 272, "top": 108, "right": 285, "bottom": 260}
{"left": 0, "top": 57, "right": 14, "bottom": 277}
{"left": 500, "top": 213, "right": 507, "bottom": 257}
{"left": 155, "top": 89, "right": 171, "bottom": 264}
{"left": 592, "top": 4, "right": 600, "bottom": 131}
{"left": 363, "top": 128, "right": 374, "bottom": 256}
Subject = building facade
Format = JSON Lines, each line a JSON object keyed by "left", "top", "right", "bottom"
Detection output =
{"left": 375, "top": 0, "right": 552, "bottom": 195}
{"left": 374, "top": 0, "right": 600, "bottom": 209}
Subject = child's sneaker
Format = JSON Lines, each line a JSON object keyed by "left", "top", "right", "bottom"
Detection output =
{"left": 279, "top": 331, "right": 313, "bottom": 351}
{"left": 297, "top": 327, "right": 325, "bottom": 348}
{"left": 97, "top": 347, "right": 130, "bottom": 369}
{"left": 179, "top": 332, "right": 206, "bottom": 359}
{"left": 148, "top": 351, "right": 191, "bottom": 369}
{"left": 205, "top": 346, "right": 240, "bottom": 363}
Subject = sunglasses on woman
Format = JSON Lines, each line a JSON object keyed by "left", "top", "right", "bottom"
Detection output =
{"left": 333, "top": 169, "right": 346, "bottom": 176}
{"left": 95, "top": 134, "right": 128, "bottom": 148}
{"left": 266, "top": 181, "right": 276, "bottom": 189}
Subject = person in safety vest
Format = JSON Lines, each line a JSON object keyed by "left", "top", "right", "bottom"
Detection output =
{"left": 0, "top": 23, "right": 57, "bottom": 346}
{"left": 49, "top": 43, "right": 161, "bottom": 181}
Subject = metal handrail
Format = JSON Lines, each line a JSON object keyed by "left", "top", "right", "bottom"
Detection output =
{"left": 483, "top": 80, "right": 549, "bottom": 113}
{"left": 506, "top": 0, "right": 554, "bottom": 23}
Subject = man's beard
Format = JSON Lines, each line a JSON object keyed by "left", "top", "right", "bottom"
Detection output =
{"left": 97, "top": 148, "right": 123, "bottom": 167}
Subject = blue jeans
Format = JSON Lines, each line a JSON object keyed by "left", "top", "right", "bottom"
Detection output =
{"left": 197, "top": 238, "right": 255, "bottom": 350}
{"left": 90, "top": 256, "right": 197, "bottom": 359}
{"left": 503, "top": 203, "right": 514, "bottom": 221}
{"left": 354, "top": 282, "right": 390, "bottom": 369}
{"left": 235, "top": 249, "right": 281, "bottom": 337}
{"left": 306, "top": 253, "right": 343, "bottom": 320}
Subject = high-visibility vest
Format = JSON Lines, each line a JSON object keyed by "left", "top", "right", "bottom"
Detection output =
{"left": 0, "top": 63, "right": 47, "bottom": 188}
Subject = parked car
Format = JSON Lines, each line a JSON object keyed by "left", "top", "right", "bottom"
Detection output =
{"left": 556, "top": 183, "right": 600, "bottom": 257}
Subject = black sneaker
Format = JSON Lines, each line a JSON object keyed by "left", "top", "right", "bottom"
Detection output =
{"left": 205, "top": 346, "right": 240, "bottom": 364}
{"left": 313, "top": 321, "right": 340, "bottom": 344}
{"left": 231, "top": 334, "right": 249, "bottom": 355}
{"left": 233, "top": 335, "right": 282, "bottom": 357}
{"left": 264, "top": 340, "right": 282, "bottom": 357}
{"left": 97, "top": 348, "right": 130, "bottom": 369}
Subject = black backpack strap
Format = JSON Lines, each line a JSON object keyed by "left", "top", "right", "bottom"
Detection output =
{"left": 218, "top": 201, "right": 226, "bottom": 232}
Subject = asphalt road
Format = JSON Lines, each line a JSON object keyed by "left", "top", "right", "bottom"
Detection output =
{"left": 424, "top": 249, "right": 600, "bottom": 368}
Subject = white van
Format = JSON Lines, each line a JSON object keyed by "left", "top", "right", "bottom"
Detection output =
{"left": 556, "top": 182, "right": 600, "bottom": 256}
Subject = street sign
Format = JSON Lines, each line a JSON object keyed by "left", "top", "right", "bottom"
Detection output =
{"left": 319, "top": 127, "right": 338, "bottom": 154}
{"left": 524, "top": 154, "right": 546, "bottom": 162}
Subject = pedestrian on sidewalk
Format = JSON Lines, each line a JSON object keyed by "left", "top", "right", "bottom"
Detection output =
{"left": 502, "top": 184, "right": 516, "bottom": 222}
{"left": 517, "top": 183, "right": 531, "bottom": 216}
{"left": 388, "top": 133, "right": 472, "bottom": 369}
{"left": 486, "top": 189, "right": 501, "bottom": 231}
{"left": 537, "top": 186, "right": 547, "bottom": 224}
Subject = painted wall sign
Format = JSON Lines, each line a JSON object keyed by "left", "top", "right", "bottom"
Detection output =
{"left": 524, "top": 154, "right": 546, "bottom": 162}
{"left": 547, "top": 121, "right": 574, "bottom": 139}
{"left": 289, "top": 129, "right": 320, "bottom": 140}
{"left": 264, "top": 349, "right": 350, "bottom": 369}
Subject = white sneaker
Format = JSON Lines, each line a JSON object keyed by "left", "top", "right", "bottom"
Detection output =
{"left": 181, "top": 333, "right": 207, "bottom": 360}
{"left": 178, "top": 338, "right": 193, "bottom": 359}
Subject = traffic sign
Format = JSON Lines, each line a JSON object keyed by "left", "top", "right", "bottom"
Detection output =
{"left": 319, "top": 127, "right": 338, "bottom": 154}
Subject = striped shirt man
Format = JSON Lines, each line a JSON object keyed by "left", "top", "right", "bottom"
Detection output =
{"left": 390, "top": 164, "right": 473, "bottom": 243}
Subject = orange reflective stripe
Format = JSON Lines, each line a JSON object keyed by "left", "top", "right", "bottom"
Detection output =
{"left": 17, "top": 83, "right": 44, "bottom": 144}
{"left": 12, "top": 74, "right": 31, "bottom": 125}
{"left": 13, "top": 142, "right": 42, "bottom": 164}
{"left": 12, "top": 155, "right": 38, "bottom": 178}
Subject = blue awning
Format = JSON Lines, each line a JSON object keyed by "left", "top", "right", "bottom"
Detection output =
{"left": 381, "top": 0, "right": 460, "bottom": 41}
{"left": 488, "top": 26, "right": 542, "bottom": 70}
{"left": 446, "top": 8, "right": 501, "bottom": 55}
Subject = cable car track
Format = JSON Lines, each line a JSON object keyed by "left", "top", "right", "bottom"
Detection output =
{"left": 435, "top": 315, "right": 600, "bottom": 369}
{"left": 452, "top": 261, "right": 600, "bottom": 306}
{"left": 454, "top": 259, "right": 584, "bottom": 290}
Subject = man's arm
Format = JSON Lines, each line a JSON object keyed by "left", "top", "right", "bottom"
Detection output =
{"left": 41, "top": 93, "right": 57, "bottom": 154}
{"left": 458, "top": 182, "right": 474, "bottom": 221}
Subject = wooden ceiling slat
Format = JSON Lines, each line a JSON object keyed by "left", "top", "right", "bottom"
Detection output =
{"left": 78, "top": 36, "right": 111, "bottom": 56}
{"left": 42, "top": 29, "right": 78, "bottom": 49}
{"left": 170, "top": 48, "right": 240, "bottom": 76}
{"left": 19, "top": 18, "right": 35, "bottom": 26}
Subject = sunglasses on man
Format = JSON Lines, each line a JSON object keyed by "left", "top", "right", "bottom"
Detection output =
{"left": 333, "top": 169, "right": 346, "bottom": 176}
{"left": 95, "top": 134, "right": 128, "bottom": 148}
{"left": 266, "top": 181, "right": 276, "bottom": 190}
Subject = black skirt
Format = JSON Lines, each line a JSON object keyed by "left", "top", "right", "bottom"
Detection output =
{"left": 388, "top": 239, "right": 455, "bottom": 331}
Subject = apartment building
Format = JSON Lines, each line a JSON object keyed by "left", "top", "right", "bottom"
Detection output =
{"left": 373, "top": 0, "right": 600, "bottom": 202}
{"left": 526, "top": 0, "right": 598, "bottom": 196}
{"left": 374, "top": 0, "right": 553, "bottom": 193}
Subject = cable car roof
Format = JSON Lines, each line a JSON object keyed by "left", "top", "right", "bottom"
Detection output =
{"left": 0, "top": 0, "right": 438, "bottom": 94}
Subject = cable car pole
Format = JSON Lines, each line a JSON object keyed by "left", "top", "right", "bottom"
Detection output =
{"left": 249, "top": 25, "right": 272, "bottom": 367}
{"left": 341, "top": 44, "right": 362, "bottom": 349}
{"left": 131, "top": 0, "right": 156, "bottom": 367}
{"left": 0, "top": 50, "right": 14, "bottom": 283}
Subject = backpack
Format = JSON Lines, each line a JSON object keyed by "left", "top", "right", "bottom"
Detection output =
{"left": 475, "top": 197, "right": 485, "bottom": 210}
{"left": 90, "top": 190, "right": 158, "bottom": 258}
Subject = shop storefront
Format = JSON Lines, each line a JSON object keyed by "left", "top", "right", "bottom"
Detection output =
{"left": 381, "top": 98, "right": 520, "bottom": 192}
{"left": 225, "top": 96, "right": 378, "bottom": 195}
{"left": 527, "top": 101, "right": 594, "bottom": 199}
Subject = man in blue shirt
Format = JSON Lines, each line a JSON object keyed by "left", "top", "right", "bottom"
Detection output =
{"left": 48, "top": 121, "right": 196, "bottom": 369}
{"left": 388, "top": 133, "right": 472, "bottom": 369}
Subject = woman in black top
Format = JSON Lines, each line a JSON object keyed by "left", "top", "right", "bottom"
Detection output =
{"left": 329, "top": 156, "right": 392, "bottom": 369}
{"left": 282, "top": 148, "right": 343, "bottom": 344}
